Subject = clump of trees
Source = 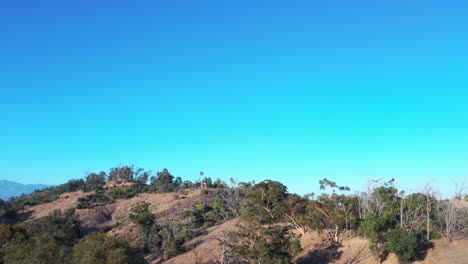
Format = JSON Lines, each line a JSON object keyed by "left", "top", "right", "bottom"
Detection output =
{"left": 0, "top": 209, "right": 144, "bottom": 264}
{"left": 129, "top": 201, "right": 185, "bottom": 260}
{"left": 224, "top": 180, "right": 302, "bottom": 263}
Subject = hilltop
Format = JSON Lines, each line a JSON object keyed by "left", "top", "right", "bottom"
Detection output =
{"left": 0, "top": 165, "right": 467, "bottom": 264}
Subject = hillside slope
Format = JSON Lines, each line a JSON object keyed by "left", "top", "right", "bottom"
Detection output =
{"left": 16, "top": 185, "right": 468, "bottom": 264}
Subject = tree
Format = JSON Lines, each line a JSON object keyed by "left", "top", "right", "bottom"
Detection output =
{"left": 359, "top": 212, "right": 395, "bottom": 264}
{"left": 283, "top": 194, "right": 310, "bottom": 235}
{"left": 434, "top": 199, "right": 468, "bottom": 242}
{"left": 134, "top": 168, "right": 150, "bottom": 186}
{"left": 85, "top": 171, "right": 106, "bottom": 190}
{"left": 241, "top": 180, "right": 287, "bottom": 224}
{"left": 218, "top": 178, "right": 244, "bottom": 217}
{"left": 433, "top": 183, "right": 468, "bottom": 242}
{"left": 387, "top": 226, "right": 417, "bottom": 263}
{"left": 129, "top": 202, "right": 184, "bottom": 260}
{"left": 108, "top": 165, "right": 135, "bottom": 182}
{"left": 228, "top": 224, "right": 296, "bottom": 264}
{"left": 129, "top": 202, "right": 154, "bottom": 234}
{"left": 151, "top": 169, "right": 176, "bottom": 193}
{"left": 313, "top": 179, "right": 358, "bottom": 244}
{"left": 424, "top": 184, "right": 433, "bottom": 240}
{"left": 226, "top": 180, "right": 297, "bottom": 263}
{"left": 1, "top": 209, "right": 82, "bottom": 264}
{"left": 399, "top": 193, "right": 426, "bottom": 233}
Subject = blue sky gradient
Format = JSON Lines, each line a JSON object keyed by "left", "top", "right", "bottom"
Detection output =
{"left": 1, "top": 1, "right": 467, "bottom": 195}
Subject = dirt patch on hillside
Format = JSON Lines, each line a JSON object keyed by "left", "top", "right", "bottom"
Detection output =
{"left": 295, "top": 233, "right": 373, "bottom": 264}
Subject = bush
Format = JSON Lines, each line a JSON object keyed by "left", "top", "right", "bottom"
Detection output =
{"left": 288, "top": 232, "right": 302, "bottom": 257}
{"left": 387, "top": 227, "right": 417, "bottom": 263}
{"left": 1, "top": 209, "right": 81, "bottom": 264}
{"left": 108, "top": 184, "right": 151, "bottom": 200}
{"left": 72, "top": 232, "right": 145, "bottom": 264}
{"left": 129, "top": 202, "right": 154, "bottom": 233}
{"left": 77, "top": 190, "right": 112, "bottom": 209}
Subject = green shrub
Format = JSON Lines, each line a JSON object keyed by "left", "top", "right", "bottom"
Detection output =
{"left": 77, "top": 190, "right": 112, "bottom": 209}
{"left": 387, "top": 227, "right": 417, "bottom": 263}
{"left": 72, "top": 232, "right": 145, "bottom": 264}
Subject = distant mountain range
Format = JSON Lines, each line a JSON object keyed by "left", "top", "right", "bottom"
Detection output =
{"left": 0, "top": 180, "right": 49, "bottom": 200}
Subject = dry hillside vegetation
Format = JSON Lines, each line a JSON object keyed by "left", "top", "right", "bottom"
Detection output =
{"left": 23, "top": 190, "right": 91, "bottom": 219}
{"left": 2, "top": 167, "right": 466, "bottom": 264}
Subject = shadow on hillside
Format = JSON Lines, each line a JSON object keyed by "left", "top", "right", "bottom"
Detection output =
{"left": 17, "top": 210, "right": 34, "bottom": 222}
{"left": 416, "top": 240, "right": 434, "bottom": 261}
{"left": 296, "top": 243, "right": 343, "bottom": 264}
{"left": 185, "top": 230, "right": 211, "bottom": 250}
{"left": 0, "top": 210, "right": 34, "bottom": 225}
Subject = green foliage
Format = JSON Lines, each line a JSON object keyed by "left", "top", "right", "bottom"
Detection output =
{"left": 108, "top": 165, "right": 136, "bottom": 182}
{"left": 85, "top": 171, "right": 106, "bottom": 190}
{"left": 129, "top": 202, "right": 155, "bottom": 233}
{"left": 230, "top": 225, "right": 294, "bottom": 264}
{"left": 387, "top": 226, "right": 418, "bottom": 263}
{"left": 241, "top": 180, "right": 288, "bottom": 224}
{"left": 1, "top": 209, "right": 82, "bottom": 264}
{"left": 158, "top": 223, "right": 185, "bottom": 258}
{"left": 72, "top": 232, "right": 145, "bottom": 264}
{"left": 228, "top": 181, "right": 298, "bottom": 263}
{"left": 5, "top": 167, "right": 462, "bottom": 264}
{"left": 150, "top": 169, "right": 179, "bottom": 193}
{"left": 0, "top": 199, "right": 16, "bottom": 219}
{"left": 108, "top": 184, "right": 154, "bottom": 200}
{"left": 319, "top": 178, "right": 350, "bottom": 192}
{"left": 370, "top": 180, "right": 400, "bottom": 215}
{"left": 184, "top": 198, "right": 230, "bottom": 232}
{"left": 200, "top": 177, "right": 228, "bottom": 189}
{"left": 135, "top": 169, "right": 150, "bottom": 186}
{"left": 359, "top": 212, "right": 395, "bottom": 262}
{"left": 0, "top": 224, "right": 27, "bottom": 263}
{"left": 315, "top": 192, "right": 360, "bottom": 231}
{"left": 77, "top": 190, "right": 112, "bottom": 209}
{"left": 288, "top": 232, "right": 302, "bottom": 257}
{"left": 1, "top": 208, "right": 146, "bottom": 264}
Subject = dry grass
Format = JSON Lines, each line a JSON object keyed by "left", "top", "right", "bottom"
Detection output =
{"left": 107, "top": 189, "right": 207, "bottom": 245}
{"left": 295, "top": 233, "right": 468, "bottom": 264}
{"left": 412, "top": 239, "right": 468, "bottom": 264}
{"left": 162, "top": 218, "right": 239, "bottom": 264}
{"left": 22, "top": 190, "right": 91, "bottom": 219}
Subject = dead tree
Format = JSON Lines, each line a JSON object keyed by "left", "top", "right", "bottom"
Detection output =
{"left": 435, "top": 183, "right": 468, "bottom": 242}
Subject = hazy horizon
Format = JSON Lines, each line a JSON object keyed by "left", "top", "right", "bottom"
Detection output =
{"left": 1, "top": 1, "right": 467, "bottom": 196}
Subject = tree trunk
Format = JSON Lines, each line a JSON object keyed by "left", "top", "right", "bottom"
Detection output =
{"left": 425, "top": 185, "right": 431, "bottom": 241}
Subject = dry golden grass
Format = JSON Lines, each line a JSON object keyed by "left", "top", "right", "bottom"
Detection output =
{"left": 162, "top": 218, "right": 239, "bottom": 264}
{"left": 23, "top": 190, "right": 91, "bottom": 219}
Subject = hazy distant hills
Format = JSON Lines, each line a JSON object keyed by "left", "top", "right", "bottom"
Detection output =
{"left": 0, "top": 180, "right": 49, "bottom": 200}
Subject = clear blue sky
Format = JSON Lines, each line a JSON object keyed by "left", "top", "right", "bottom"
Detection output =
{"left": 1, "top": 0, "right": 467, "bottom": 196}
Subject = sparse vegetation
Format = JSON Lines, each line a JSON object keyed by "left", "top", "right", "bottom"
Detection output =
{"left": 1, "top": 165, "right": 467, "bottom": 264}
